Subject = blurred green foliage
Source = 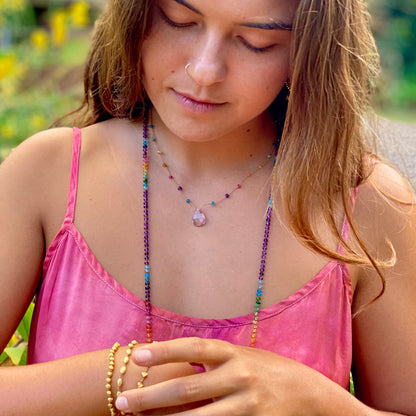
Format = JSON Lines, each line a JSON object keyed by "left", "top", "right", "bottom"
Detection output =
{"left": 370, "top": 0, "right": 416, "bottom": 121}
{"left": 0, "top": 0, "right": 94, "bottom": 160}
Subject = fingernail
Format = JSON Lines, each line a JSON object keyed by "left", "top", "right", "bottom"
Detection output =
{"left": 134, "top": 348, "right": 152, "bottom": 363}
{"left": 115, "top": 396, "right": 129, "bottom": 411}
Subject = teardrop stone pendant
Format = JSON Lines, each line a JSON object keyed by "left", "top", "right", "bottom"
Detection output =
{"left": 192, "top": 208, "right": 207, "bottom": 227}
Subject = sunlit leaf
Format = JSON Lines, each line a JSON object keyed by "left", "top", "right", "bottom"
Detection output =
{"left": 19, "top": 347, "right": 28, "bottom": 366}
{"left": 16, "top": 302, "right": 34, "bottom": 342}
{"left": 0, "top": 351, "right": 8, "bottom": 364}
{"left": 4, "top": 345, "right": 26, "bottom": 366}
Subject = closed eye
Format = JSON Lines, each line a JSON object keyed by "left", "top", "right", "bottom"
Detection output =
{"left": 158, "top": 6, "right": 195, "bottom": 28}
{"left": 238, "top": 36, "right": 276, "bottom": 54}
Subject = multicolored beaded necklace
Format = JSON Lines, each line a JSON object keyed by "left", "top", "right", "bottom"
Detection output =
{"left": 148, "top": 123, "right": 275, "bottom": 227}
{"left": 142, "top": 107, "right": 277, "bottom": 348}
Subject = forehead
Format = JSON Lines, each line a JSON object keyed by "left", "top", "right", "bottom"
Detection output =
{"left": 164, "top": 0, "right": 299, "bottom": 23}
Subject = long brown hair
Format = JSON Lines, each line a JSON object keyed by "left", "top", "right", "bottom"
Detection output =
{"left": 276, "top": 0, "right": 383, "bottom": 264}
{"left": 74, "top": 0, "right": 390, "bottom": 295}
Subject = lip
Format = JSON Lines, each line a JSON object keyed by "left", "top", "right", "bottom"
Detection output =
{"left": 173, "top": 90, "right": 226, "bottom": 114}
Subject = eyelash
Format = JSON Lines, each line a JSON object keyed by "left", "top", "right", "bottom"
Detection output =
{"left": 237, "top": 36, "right": 275, "bottom": 54}
{"left": 159, "top": 7, "right": 195, "bottom": 29}
{"left": 158, "top": 7, "right": 275, "bottom": 54}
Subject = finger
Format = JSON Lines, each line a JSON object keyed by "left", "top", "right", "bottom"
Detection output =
{"left": 115, "top": 370, "right": 237, "bottom": 413}
{"left": 132, "top": 337, "right": 235, "bottom": 367}
{"left": 138, "top": 393, "right": 257, "bottom": 416}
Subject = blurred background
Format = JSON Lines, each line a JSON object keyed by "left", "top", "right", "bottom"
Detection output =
{"left": 0, "top": 0, "right": 415, "bottom": 162}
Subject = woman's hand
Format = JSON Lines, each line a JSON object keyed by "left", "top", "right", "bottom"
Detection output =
{"left": 115, "top": 337, "right": 342, "bottom": 415}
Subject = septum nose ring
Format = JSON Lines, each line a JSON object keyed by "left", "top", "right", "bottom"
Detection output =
{"left": 185, "top": 63, "right": 191, "bottom": 76}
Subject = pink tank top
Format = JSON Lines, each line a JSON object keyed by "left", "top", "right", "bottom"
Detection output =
{"left": 28, "top": 128, "right": 353, "bottom": 389}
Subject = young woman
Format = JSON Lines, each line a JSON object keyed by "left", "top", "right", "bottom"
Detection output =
{"left": 0, "top": 0, "right": 415, "bottom": 415}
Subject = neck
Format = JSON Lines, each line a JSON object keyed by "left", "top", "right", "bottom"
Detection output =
{"left": 149, "top": 108, "right": 277, "bottom": 179}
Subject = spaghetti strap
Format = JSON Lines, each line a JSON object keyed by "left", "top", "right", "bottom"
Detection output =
{"left": 63, "top": 127, "right": 81, "bottom": 225}
{"left": 338, "top": 187, "right": 359, "bottom": 252}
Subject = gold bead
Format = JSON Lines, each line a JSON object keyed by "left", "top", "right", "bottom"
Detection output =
{"left": 120, "top": 366, "right": 127, "bottom": 375}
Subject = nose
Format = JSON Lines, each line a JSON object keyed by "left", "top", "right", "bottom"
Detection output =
{"left": 187, "top": 33, "right": 227, "bottom": 86}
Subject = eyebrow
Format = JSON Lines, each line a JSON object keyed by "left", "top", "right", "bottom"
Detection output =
{"left": 173, "top": 0, "right": 200, "bottom": 14}
{"left": 239, "top": 21, "right": 292, "bottom": 31}
{"left": 172, "top": 0, "right": 293, "bottom": 31}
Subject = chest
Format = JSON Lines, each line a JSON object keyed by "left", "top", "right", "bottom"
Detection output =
{"left": 43, "top": 140, "right": 354, "bottom": 320}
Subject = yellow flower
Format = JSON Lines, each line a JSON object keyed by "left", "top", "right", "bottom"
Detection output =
{"left": 10, "top": 0, "right": 25, "bottom": 11}
{"left": 30, "top": 28, "right": 49, "bottom": 51}
{"left": 9, "top": 333, "right": 19, "bottom": 346}
{"left": 30, "top": 114, "right": 47, "bottom": 130}
{"left": 1, "top": 123, "right": 16, "bottom": 139}
{"left": 0, "top": 54, "right": 15, "bottom": 80}
{"left": 51, "top": 10, "right": 67, "bottom": 47}
{"left": 70, "top": 1, "right": 89, "bottom": 27}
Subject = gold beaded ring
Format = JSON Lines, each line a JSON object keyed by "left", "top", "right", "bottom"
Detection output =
{"left": 137, "top": 366, "right": 150, "bottom": 388}
{"left": 106, "top": 342, "right": 121, "bottom": 416}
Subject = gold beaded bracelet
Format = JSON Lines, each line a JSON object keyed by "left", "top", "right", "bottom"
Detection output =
{"left": 115, "top": 341, "right": 151, "bottom": 415}
{"left": 116, "top": 340, "right": 137, "bottom": 416}
{"left": 106, "top": 342, "right": 121, "bottom": 416}
{"left": 107, "top": 340, "right": 152, "bottom": 416}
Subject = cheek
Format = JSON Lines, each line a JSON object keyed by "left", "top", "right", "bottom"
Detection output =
{"left": 141, "top": 41, "right": 166, "bottom": 92}
{"left": 142, "top": 31, "right": 185, "bottom": 91}
{"left": 242, "top": 63, "right": 289, "bottom": 107}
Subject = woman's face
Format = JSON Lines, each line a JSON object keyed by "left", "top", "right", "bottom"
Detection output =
{"left": 142, "top": 0, "right": 296, "bottom": 142}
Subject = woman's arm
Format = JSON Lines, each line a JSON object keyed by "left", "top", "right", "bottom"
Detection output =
{"left": 351, "top": 162, "right": 416, "bottom": 414}
{"left": 0, "top": 345, "right": 201, "bottom": 416}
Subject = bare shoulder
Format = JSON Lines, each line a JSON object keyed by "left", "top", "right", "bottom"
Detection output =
{"left": 0, "top": 128, "right": 74, "bottom": 216}
{"left": 352, "top": 160, "right": 415, "bottom": 281}
{"left": 353, "top": 161, "right": 415, "bottom": 248}
{"left": 357, "top": 160, "right": 415, "bottom": 207}
{"left": 0, "top": 127, "right": 74, "bottom": 177}
{"left": 0, "top": 119, "right": 129, "bottom": 219}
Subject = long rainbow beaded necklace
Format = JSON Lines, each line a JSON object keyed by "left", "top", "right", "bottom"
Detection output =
{"left": 142, "top": 107, "right": 277, "bottom": 347}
